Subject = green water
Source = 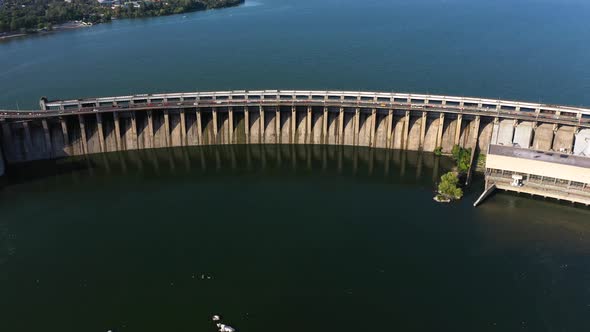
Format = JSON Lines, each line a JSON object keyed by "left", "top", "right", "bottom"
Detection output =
{"left": 1, "top": 0, "right": 590, "bottom": 331}
{"left": 1, "top": 146, "right": 590, "bottom": 331}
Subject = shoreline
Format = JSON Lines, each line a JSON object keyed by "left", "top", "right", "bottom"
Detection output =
{"left": 0, "top": 33, "right": 28, "bottom": 41}
{"left": 0, "top": 21, "right": 92, "bottom": 41}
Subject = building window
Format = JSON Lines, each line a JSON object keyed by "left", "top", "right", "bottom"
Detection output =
{"left": 529, "top": 174, "right": 542, "bottom": 182}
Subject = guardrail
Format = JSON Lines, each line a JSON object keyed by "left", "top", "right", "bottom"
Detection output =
{"left": 2, "top": 91, "right": 589, "bottom": 128}
{"left": 43, "top": 90, "right": 590, "bottom": 116}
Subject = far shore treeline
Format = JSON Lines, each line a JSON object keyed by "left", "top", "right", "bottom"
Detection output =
{"left": 0, "top": 0, "right": 243, "bottom": 34}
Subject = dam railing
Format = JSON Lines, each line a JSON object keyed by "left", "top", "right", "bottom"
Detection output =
{"left": 0, "top": 90, "right": 588, "bottom": 127}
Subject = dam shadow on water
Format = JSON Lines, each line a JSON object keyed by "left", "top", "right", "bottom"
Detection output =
{"left": 1, "top": 145, "right": 456, "bottom": 189}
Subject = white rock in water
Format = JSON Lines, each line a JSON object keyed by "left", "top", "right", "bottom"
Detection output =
{"left": 218, "top": 324, "right": 235, "bottom": 332}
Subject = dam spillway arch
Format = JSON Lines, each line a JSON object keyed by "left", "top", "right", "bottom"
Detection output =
{"left": 1, "top": 90, "right": 590, "bottom": 166}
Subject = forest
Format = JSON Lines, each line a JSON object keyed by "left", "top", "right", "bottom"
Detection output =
{"left": 0, "top": 0, "right": 243, "bottom": 33}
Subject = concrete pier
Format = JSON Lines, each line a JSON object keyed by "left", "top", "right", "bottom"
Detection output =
{"left": 474, "top": 184, "right": 496, "bottom": 207}
{"left": 95, "top": 114, "right": 105, "bottom": 153}
{"left": 60, "top": 118, "right": 72, "bottom": 156}
{"left": 42, "top": 120, "right": 52, "bottom": 157}
{"left": 113, "top": 113, "right": 122, "bottom": 151}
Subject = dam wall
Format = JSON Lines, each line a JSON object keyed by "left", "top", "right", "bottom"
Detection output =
{"left": 0, "top": 107, "right": 584, "bottom": 166}
{"left": 1, "top": 90, "right": 589, "bottom": 166}
{"left": 0, "top": 109, "right": 482, "bottom": 164}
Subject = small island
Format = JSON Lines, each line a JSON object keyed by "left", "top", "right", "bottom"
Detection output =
{"left": 434, "top": 145, "right": 472, "bottom": 203}
{"left": 0, "top": 0, "right": 244, "bottom": 39}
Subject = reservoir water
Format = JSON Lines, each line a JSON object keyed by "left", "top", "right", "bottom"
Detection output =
{"left": 0, "top": 0, "right": 589, "bottom": 109}
{"left": 1, "top": 145, "right": 590, "bottom": 331}
{"left": 1, "top": 0, "right": 590, "bottom": 331}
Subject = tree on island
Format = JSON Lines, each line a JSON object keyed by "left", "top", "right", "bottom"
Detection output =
{"left": 437, "top": 171, "right": 463, "bottom": 200}
{"left": 434, "top": 144, "right": 471, "bottom": 202}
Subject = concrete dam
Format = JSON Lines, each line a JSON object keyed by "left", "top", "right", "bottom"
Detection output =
{"left": 1, "top": 90, "right": 590, "bottom": 204}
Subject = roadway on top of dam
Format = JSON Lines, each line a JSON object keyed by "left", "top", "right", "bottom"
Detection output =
{"left": 1, "top": 90, "right": 590, "bottom": 127}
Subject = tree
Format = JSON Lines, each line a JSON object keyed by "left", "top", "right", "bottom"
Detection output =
{"left": 451, "top": 145, "right": 471, "bottom": 173}
{"left": 434, "top": 146, "right": 443, "bottom": 156}
{"left": 438, "top": 172, "right": 463, "bottom": 199}
{"left": 0, "top": 0, "right": 243, "bottom": 33}
{"left": 10, "top": 18, "right": 17, "bottom": 31}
